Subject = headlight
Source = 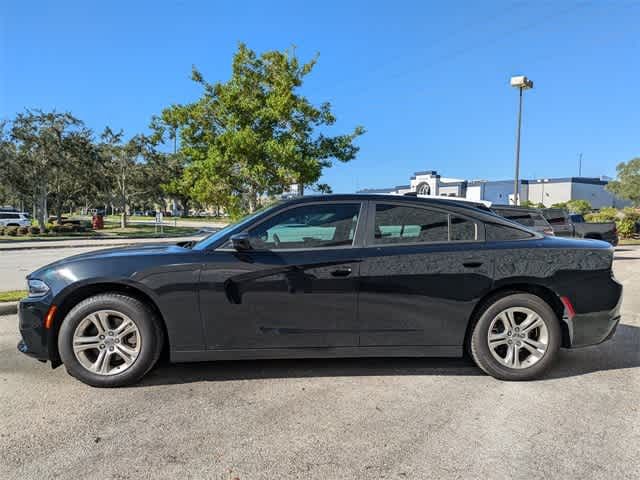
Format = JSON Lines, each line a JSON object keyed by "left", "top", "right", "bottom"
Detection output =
{"left": 27, "top": 279, "right": 50, "bottom": 297}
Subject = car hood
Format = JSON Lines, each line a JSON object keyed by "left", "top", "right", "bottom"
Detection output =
{"left": 28, "top": 243, "right": 190, "bottom": 279}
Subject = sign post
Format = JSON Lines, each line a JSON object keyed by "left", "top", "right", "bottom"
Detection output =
{"left": 155, "top": 211, "right": 164, "bottom": 234}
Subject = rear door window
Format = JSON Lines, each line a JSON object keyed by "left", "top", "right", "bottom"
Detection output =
{"left": 373, "top": 204, "right": 448, "bottom": 244}
{"left": 372, "top": 204, "right": 478, "bottom": 245}
{"left": 450, "top": 215, "right": 477, "bottom": 241}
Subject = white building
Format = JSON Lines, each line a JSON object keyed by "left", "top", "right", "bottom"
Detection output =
{"left": 358, "top": 170, "right": 627, "bottom": 209}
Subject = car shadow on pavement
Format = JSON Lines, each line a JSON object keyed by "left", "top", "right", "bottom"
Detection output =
{"left": 138, "top": 324, "right": 640, "bottom": 386}
{"left": 545, "top": 324, "right": 640, "bottom": 380}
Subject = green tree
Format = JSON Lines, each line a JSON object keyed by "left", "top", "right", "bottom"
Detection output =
{"left": 8, "top": 110, "right": 97, "bottom": 229}
{"left": 148, "top": 115, "right": 194, "bottom": 216}
{"left": 607, "top": 157, "right": 640, "bottom": 206}
{"left": 99, "top": 129, "right": 158, "bottom": 228}
{"left": 153, "top": 43, "right": 365, "bottom": 213}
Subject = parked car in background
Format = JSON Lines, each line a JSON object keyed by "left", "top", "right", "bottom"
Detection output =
{"left": 0, "top": 211, "right": 31, "bottom": 227}
{"left": 541, "top": 208, "right": 618, "bottom": 245}
{"left": 491, "top": 206, "right": 554, "bottom": 236}
{"left": 18, "top": 194, "right": 622, "bottom": 387}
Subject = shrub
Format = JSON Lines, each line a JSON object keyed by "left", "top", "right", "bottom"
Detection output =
{"left": 566, "top": 199, "right": 592, "bottom": 215}
{"left": 622, "top": 207, "right": 640, "bottom": 223}
{"left": 617, "top": 218, "right": 636, "bottom": 238}
{"left": 0, "top": 226, "right": 5, "bottom": 236}
{"left": 17, "top": 226, "right": 29, "bottom": 235}
{"left": 51, "top": 224, "right": 74, "bottom": 234}
{"left": 6, "top": 226, "right": 18, "bottom": 236}
{"left": 585, "top": 212, "right": 610, "bottom": 223}
{"left": 587, "top": 207, "right": 618, "bottom": 222}
{"left": 28, "top": 226, "right": 41, "bottom": 235}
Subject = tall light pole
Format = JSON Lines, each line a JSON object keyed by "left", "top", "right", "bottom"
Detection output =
{"left": 510, "top": 75, "right": 534, "bottom": 205}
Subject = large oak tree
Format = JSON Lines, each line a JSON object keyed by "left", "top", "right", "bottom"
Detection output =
{"left": 152, "top": 43, "right": 365, "bottom": 214}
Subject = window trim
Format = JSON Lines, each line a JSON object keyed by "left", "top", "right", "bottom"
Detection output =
{"left": 364, "top": 201, "right": 483, "bottom": 248}
{"left": 215, "top": 200, "right": 366, "bottom": 252}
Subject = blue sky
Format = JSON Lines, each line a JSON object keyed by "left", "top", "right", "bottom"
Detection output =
{"left": 2, "top": 0, "right": 639, "bottom": 193}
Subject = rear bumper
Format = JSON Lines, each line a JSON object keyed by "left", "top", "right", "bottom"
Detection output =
{"left": 565, "top": 281, "right": 623, "bottom": 348}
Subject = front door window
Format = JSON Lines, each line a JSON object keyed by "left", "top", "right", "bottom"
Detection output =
{"left": 248, "top": 203, "right": 361, "bottom": 250}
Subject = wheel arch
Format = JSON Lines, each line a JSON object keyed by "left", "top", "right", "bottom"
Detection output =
{"left": 48, "top": 282, "right": 170, "bottom": 368}
{"left": 464, "top": 283, "right": 570, "bottom": 351}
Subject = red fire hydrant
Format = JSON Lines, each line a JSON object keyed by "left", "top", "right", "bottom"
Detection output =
{"left": 92, "top": 214, "right": 104, "bottom": 230}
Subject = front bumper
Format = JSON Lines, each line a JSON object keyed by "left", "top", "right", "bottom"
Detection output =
{"left": 17, "top": 297, "right": 53, "bottom": 362}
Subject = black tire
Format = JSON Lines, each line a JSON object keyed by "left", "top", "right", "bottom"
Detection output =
{"left": 469, "top": 293, "right": 561, "bottom": 381}
{"left": 58, "top": 293, "right": 163, "bottom": 387}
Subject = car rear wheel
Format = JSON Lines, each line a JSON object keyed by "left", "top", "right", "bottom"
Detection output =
{"left": 58, "top": 293, "right": 163, "bottom": 387}
{"left": 469, "top": 293, "right": 561, "bottom": 381}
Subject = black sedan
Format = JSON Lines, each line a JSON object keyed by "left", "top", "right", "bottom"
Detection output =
{"left": 18, "top": 194, "right": 623, "bottom": 387}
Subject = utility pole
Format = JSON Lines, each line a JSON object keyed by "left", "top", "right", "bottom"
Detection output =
{"left": 510, "top": 76, "right": 534, "bottom": 205}
{"left": 578, "top": 152, "right": 582, "bottom": 176}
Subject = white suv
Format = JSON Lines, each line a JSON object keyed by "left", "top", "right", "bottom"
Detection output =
{"left": 0, "top": 212, "right": 31, "bottom": 227}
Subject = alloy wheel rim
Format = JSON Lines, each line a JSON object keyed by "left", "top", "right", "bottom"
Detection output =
{"left": 487, "top": 307, "right": 549, "bottom": 370}
{"left": 72, "top": 310, "right": 141, "bottom": 376}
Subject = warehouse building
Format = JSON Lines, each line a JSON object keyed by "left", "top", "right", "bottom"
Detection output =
{"left": 358, "top": 170, "right": 627, "bottom": 209}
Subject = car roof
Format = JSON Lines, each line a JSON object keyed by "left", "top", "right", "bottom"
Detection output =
{"left": 284, "top": 193, "right": 482, "bottom": 209}
{"left": 281, "top": 194, "right": 519, "bottom": 221}
{"left": 491, "top": 205, "right": 542, "bottom": 213}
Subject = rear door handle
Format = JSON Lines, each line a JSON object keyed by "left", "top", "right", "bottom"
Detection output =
{"left": 463, "top": 261, "right": 483, "bottom": 268}
{"left": 330, "top": 267, "right": 352, "bottom": 277}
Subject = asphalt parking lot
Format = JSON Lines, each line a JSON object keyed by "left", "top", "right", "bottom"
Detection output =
{"left": 1, "top": 248, "right": 639, "bottom": 479}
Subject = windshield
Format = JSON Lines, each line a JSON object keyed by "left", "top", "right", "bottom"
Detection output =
{"left": 192, "top": 202, "right": 283, "bottom": 250}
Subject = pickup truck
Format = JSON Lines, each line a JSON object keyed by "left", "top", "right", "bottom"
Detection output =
{"left": 541, "top": 208, "right": 618, "bottom": 246}
{"left": 491, "top": 205, "right": 555, "bottom": 236}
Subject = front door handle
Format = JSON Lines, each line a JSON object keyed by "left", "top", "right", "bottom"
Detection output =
{"left": 330, "top": 267, "right": 352, "bottom": 277}
{"left": 463, "top": 261, "right": 483, "bottom": 268}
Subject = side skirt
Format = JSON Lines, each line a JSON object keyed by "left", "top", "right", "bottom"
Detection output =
{"left": 171, "top": 345, "right": 463, "bottom": 363}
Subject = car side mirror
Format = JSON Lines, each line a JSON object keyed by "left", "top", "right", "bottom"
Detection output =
{"left": 230, "top": 233, "right": 252, "bottom": 251}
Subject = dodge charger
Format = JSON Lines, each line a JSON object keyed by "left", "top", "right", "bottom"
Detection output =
{"left": 18, "top": 194, "right": 623, "bottom": 387}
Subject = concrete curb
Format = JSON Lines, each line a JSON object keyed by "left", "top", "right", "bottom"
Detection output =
{"left": 0, "top": 302, "right": 18, "bottom": 315}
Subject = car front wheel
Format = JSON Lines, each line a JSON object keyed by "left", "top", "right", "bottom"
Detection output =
{"left": 469, "top": 293, "right": 561, "bottom": 381}
{"left": 58, "top": 293, "right": 163, "bottom": 387}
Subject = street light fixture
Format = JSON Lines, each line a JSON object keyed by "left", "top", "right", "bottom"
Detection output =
{"left": 510, "top": 75, "right": 534, "bottom": 205}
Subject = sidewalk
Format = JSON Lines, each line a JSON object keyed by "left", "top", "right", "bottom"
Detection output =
{"left": 0, "top": 234, "right": 207, "bottom": 251}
